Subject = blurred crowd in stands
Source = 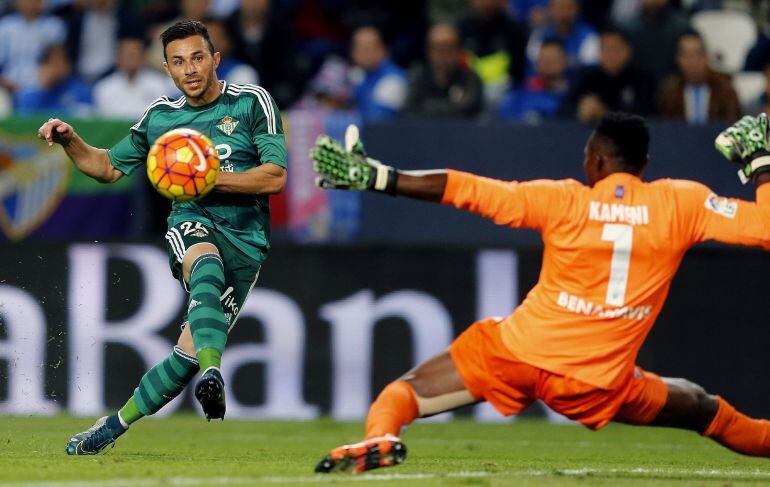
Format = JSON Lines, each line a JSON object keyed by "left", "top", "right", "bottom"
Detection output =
{"left": 0, "top": 0, "right": 769, "bottom": 124}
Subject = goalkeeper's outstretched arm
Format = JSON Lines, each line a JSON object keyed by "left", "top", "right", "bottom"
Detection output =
{"left": 311, "top": 126, "right": 450, "bottom": 202}
{"left": 393, "top": 170, "right": 448, "bottom": 202}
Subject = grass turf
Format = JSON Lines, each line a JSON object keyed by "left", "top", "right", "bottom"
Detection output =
{"left": 1, "top": 415, "right": 769, "bottom": 486}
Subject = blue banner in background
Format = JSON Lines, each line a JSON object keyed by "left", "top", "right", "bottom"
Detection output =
{"left": 286, "top": 109, "right": 361, "bottom": 243}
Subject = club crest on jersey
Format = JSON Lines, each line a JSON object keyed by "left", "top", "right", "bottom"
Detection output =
{"left": 614, "top": 185, "right": 625, "bottom": 199}
{"left": 216, "top": 116, "right": 239, "bottom": 136}
{"left": 704, "top": 193, "right": 737, "bottom": 219}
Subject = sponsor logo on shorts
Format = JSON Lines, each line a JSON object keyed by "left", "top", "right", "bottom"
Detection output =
{"left": 704, "top": 193, "right": 737, "bottom": 219}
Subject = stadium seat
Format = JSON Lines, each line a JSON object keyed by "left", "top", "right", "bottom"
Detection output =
{"left": 692, "top": 10, "right": 757, "bottom": 73}
{"left": 732, "top": 71, "right": 766, "bottom": 110}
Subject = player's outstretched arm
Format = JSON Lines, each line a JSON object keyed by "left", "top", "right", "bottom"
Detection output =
{"left": 37, "top": 118, "right": 122, "bottom": 184}
{"left": 311, "top": 125, "right": 566, "bottom": 230}
{"left": 691, "top": 116, "right": 770, "bottom": 249}
{"left": 310, "top": 125, "right": 449, "bottom": 202}
{"left": 214, "top": 162, "right": 287, "bottom": 195}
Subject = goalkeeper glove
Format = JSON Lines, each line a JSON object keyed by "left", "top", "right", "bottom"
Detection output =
{"left": 310, "top": 124, "right": 398, "bottom": 194}
{"left": 715, "top": 114, "right": 770, "bottom": 184}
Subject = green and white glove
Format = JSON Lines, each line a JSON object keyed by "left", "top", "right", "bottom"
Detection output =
{"left": 715, "top": 114, "right": 770, "bottom": 184}
{"left": 310, "top": 124, "right": 398, "bottom": 194}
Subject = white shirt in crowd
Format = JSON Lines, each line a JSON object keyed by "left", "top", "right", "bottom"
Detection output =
{"left": 0, "top": 13, "right": 66, "bottom": 88}
{"left": 77, "top": 9, "right": 118, "bottom": 82}
{"left": 93, "top": 69, "right": 169, "bottom": 119}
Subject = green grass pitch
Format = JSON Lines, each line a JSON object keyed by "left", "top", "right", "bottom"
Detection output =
{"left": 1, "top": 415, "right": 770, "bottom": 486}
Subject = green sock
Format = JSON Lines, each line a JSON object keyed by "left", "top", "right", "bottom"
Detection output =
{"left": 187, "top": 253, "right": 228, "bottom": 370}
{"left": 197, "top": 348, "right": 222, "bottom": 372}
{"left": 118, "top": 397, "right": 143, "bottom": 426}
{"left": 129, "top": 346, "right": 199, "bottom": 419}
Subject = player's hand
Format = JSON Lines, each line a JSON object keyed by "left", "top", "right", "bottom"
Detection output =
{"left": 37, "top": 118, "right": 74, "bottom": 147}
{"left": 715, "top": 115, "right": 768, "bottom": 162}
{"left": 715, "top": 114, "right": 770, "bottom": 184}
{"left": 310, "top": 124, "right": 397, "bottom": 194}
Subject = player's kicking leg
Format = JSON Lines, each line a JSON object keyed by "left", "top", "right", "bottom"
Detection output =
{"left": 66, "top": 241, "right": 231, "bottom": 454}
{"left": 646, "top": 378, "right": 770, "bottom": 456}
{"left": 315, "top": 350, "right": 477, "bottom": 473}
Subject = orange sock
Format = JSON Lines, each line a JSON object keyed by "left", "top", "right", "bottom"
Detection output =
{"left": 704, "top": 396, "right": 770, "bottom": 457}
{"left": 365, "top": 381, "right": 419, "bottom": 439}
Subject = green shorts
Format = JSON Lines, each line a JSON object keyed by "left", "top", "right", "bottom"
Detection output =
{"left": 164, "top": 220, "right": 263, "bottom": 329}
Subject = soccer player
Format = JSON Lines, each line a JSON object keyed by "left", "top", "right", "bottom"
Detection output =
{"left": 38, "top": 20, "right": 287, "bottom": 455}
{"left": 310, "top": 114, "right": 770, "bottom": 473}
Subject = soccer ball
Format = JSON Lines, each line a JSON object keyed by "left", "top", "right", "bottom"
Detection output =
{"left": 147, "top": 128, "right": 220, "bottom": 202}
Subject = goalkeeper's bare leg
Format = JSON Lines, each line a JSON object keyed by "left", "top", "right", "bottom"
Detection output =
{"left": 315, "top": 350, "right": 477, "bottom": 473}
{"left": 620, "top": 378, "right": 770, "bottom": 456}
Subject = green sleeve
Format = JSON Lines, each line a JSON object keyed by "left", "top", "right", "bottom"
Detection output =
{"left": 108, "top": 114, "right": 150, "bottom": 176}
{"left": 250, "top": 90, "right": 287, "bottom": 169}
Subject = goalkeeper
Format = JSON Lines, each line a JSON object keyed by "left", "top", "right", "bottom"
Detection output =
{"left": 311, "top": 113, "right": 770, "bottom": 473}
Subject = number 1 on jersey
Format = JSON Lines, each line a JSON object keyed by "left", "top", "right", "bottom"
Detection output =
{"left": 601, "top": 224, "right": 633, "bottom": 306}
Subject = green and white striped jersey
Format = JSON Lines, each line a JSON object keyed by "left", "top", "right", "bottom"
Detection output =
{"left": 108, "top": 81, "right": 287, "bottom": 260}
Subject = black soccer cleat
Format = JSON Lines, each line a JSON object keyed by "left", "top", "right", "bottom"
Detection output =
{"left": 65, "top": 414, "right": 126, "bottom": 455}
{"left": 195, "top": 367, "right": 226, "bottom": 421}
{"left": 315, "top": 435, "right": 407, "bottom": 474}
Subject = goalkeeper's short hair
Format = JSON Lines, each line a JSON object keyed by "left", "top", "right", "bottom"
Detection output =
{"left": 594, "top": 112, "right": 650, "bottom": 171}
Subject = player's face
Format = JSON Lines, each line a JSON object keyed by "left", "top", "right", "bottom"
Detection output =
{"left": 164, "top": 35, "right": 221, "bottom": 103}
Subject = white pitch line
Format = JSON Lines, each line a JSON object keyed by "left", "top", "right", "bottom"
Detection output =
{"left": 5, "top": 467, "right": 770, "bottom": 487}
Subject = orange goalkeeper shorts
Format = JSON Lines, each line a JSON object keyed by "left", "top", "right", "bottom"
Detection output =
{"left": 449, "top": 318, "right": 668, "bottom": 430}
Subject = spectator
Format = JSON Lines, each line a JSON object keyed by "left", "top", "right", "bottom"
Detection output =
{"left": 206, "top": 19, "right": 259, "bottom": 85}
{"left": 295, "top": 55, "right": 352, "bottom": 110}
{"left": 658, "top": 31, "right": 741, "bottom": 123}
{"left": 349, "top": 26, "right": 407, "bottom": 121}
{"left": 92, "top": 38, "right": 168, "bottom": 119}
{"left": 526, "top": 0, "right": 599, "bottom": 75}
{"left": 406, "top": 23, "right": 484, "bottom": 118}
{"left": 623, "top": 0, "right": 691, "bottom": 83}
{"left": 563, "top": 28, "right": 655, "bottom": 123}
{"left": 499, "top": 38, "right": 569, "bottom": 122}
{"left": 65, "top": 0, "right": 143, "bottom": 84}
{"left": 458, "top": 0, "right": 528, "bottom": 105}
{"left": 226, "top": 0, "right": 305, "bottom": 107}
{"left": 0, "top": 0, "right": 67, "bottom": 91}
{"left": 14, "top": 45, "right": 92, "bottom": 116}
{"left": 340, "top": 0, "right": 428, "bottom": 69}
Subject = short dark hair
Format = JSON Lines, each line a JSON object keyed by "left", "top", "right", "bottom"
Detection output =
{"left": 160, "top": 20, "right": 215, "bottom": 60}
{"left": 540, "top": 37, "right": 566, "bottom": 53}
{"left": 593, "top": 112, "right": 650, "bottom": 171}
{"left": 678, "top": 28, "right": 705, "bottom": 49}
{"left": 599, "top": 26, "right": 631, "bottom": 46}
{"left": 41, "top": 44, "right": 68, "bottom": 64}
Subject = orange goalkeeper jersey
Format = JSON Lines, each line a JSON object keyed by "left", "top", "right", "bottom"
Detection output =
{"left": 442, "top": 170, "right": 770, "bottom": 389}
